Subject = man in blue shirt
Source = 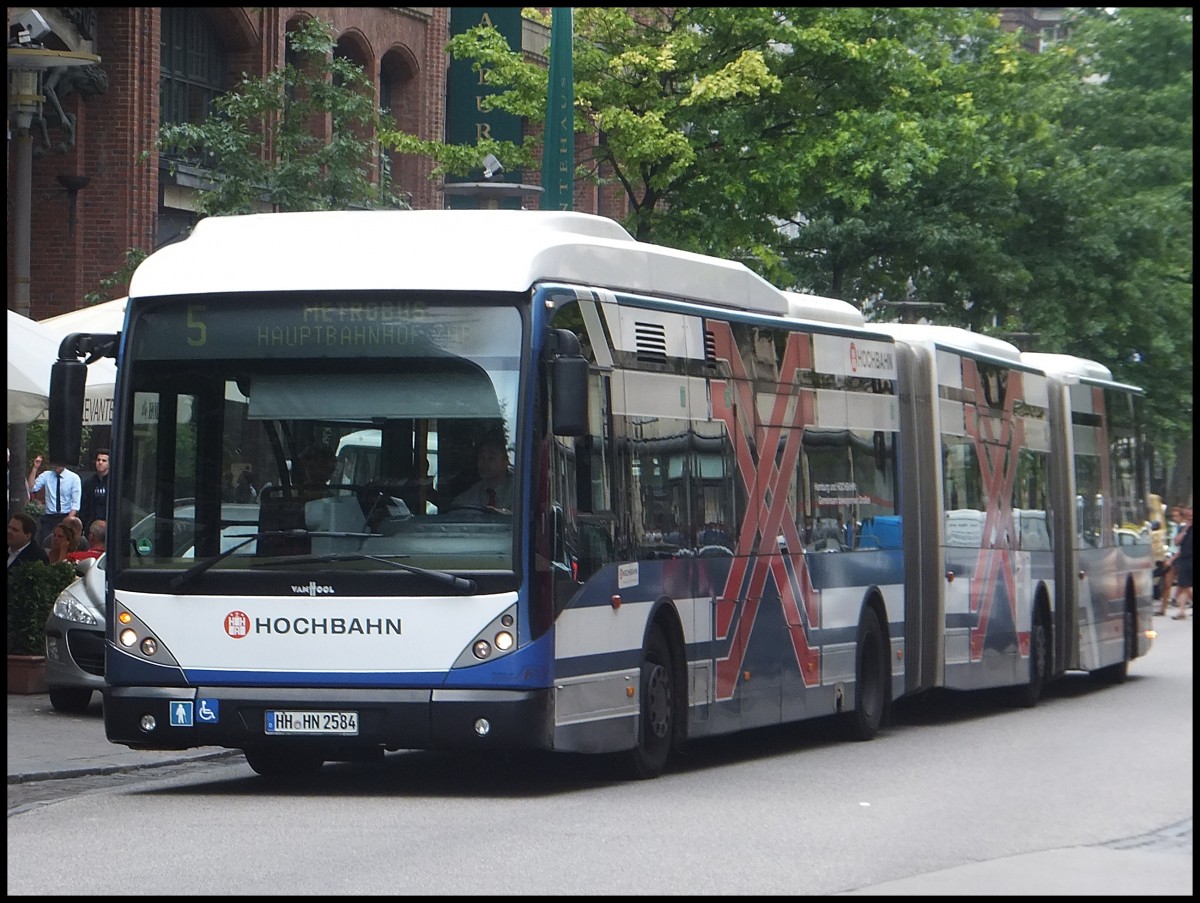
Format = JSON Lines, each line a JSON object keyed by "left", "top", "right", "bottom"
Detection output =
{"left": 27, "top": 454, "right": 82, "bottom": 547}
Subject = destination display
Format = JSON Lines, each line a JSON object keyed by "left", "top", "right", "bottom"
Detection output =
{"left": 131, "top": 299, "right": 517, "bottom": 361}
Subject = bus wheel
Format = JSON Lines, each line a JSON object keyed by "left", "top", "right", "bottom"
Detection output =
{"left": 244, "top": 746, "right": 324, "bottom": 779}
{"left": 1016, "top": 606, "right": 1049, "bottom": 708}
{"left": 623, "top": 624, "right": 674, "bottom": 779}
{"left": 1094, "top": 604, "right": 1135, "bottom": 684}
{"left": 846, "top": 607, "right": 886, "bottom": 741}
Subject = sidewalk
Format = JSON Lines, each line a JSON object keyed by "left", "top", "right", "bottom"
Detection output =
{"left": 7, "top": 691, "right": 236, "bottom": 784}
{"left": 7, "top": 690, "right": 1192, "bottom": 895}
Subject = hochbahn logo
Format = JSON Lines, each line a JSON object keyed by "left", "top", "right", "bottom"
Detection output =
{"left": 223, "top": 610, "right": 403, "bottom": 638}
{"left": 849, "top": 340, "right": 895, "bottom": 375}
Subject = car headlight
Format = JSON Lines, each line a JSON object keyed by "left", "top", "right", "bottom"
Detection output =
{"left": 52, "top": 591, "right": 99, "bottom": 626}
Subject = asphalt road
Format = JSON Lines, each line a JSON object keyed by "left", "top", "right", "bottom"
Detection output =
{"left": 7, "top": 614, "right": 1193, "bottom": 895}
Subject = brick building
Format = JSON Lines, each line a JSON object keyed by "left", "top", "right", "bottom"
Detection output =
{"left": 999, "top": 7, "right": 1068, "bottom": 53}
{"left": 7, "top": 7, "right": 618, "bottom": 322}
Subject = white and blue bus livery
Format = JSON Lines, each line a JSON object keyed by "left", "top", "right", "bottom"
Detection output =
{"left": 47, "top": 210, "right": 1154, "bottom": 778}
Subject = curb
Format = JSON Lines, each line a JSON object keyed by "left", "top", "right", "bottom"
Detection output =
{"left": 7, "top": 749, "right": 241, "bottom": 785}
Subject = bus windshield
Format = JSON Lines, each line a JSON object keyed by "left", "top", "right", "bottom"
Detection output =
{"left": 114, "top": 295, "right": 523, "bottom": 583}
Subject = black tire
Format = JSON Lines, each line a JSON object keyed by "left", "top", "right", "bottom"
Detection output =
{"left": 244, "top": 746, "right": 325, "bottom": 779}
{"left": 48, "top": 687, "right": 93, "bottom": 714}
{"left": 1016, "top": 605, "right": 1049, "bottom": 708}
{"left": 622, "top": 624, "right": 675, "bottom": 779}
{"left": 1094, "top": 604, "right": 1135, "bottom": 684}
{"left": 845, "top": 607, "right": 887, "bottom": 741}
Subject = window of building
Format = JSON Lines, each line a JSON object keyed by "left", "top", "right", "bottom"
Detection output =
{"left": 379, "top": 66, "right": 396, "bottom": 188}
{"left": 1037, "top": 25, "right": 1065, "bottom": 53}
{"left": 160, "top": 9, "right": 227, "bottom": 128}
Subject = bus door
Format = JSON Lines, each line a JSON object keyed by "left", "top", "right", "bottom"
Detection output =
{"left": 700, "top": 318, "right": 790, "bottom": 731}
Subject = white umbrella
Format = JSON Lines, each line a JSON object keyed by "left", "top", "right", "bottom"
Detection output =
{"left": 7, "top": 310, "right": 60, "bottom": 422}
{"left": 40, "top": 297, "right": 128, "bottom": 335}
{"left": 6, "top": 309, "right": 118, "bottom": 424}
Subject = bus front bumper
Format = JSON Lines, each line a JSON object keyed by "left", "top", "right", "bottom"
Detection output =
{"left": 103, "top": 685, "right": 554, "bottom": 753}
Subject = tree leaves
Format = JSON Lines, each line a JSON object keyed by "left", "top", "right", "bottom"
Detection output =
{"left": 154, "top": 17, "right": 409, "bottom": 216}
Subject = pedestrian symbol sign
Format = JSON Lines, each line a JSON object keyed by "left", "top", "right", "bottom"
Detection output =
{"left": 170, "top": 700, "right": 194, "bottom": 727}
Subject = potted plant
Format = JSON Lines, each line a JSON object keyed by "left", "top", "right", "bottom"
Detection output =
{"left": 7, "top": 560, "right": 77, "bottom": 694}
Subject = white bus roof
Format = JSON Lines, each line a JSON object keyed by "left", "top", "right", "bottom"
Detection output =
{"left": 128, "top": 209, "right": 792, "bottom": 317}
{"left": 876, "top": 323, "right": 1023, "bottom": 365}
{"left": 783, "top": 291, "right": 865, "bottom": 328}
{"left": 1020, "top": 352, "right": 1112, "bottom": 381}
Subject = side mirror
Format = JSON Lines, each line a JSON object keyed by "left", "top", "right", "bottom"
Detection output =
{"left": 49, "top": 358, "right": 87, "bottom": 466}
{"left": 547, "top": 328, "right": 588, "bottom": 437}
{"left": 552, "top": 356, "right": 588, "bottom": 436}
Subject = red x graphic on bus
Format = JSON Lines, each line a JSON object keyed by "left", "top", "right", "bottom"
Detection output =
{"left": 707, "top": 323, "right": 821, "bottom": 699}
{"left": 961, "top": 360, "right": 1025, "bottom": 661}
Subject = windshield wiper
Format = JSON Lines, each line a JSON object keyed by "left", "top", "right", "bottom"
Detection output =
{"left": 252, "top": 553, "right": 477, "bottom": 594}
{"left": 167, "top": 531, "right": 477, "bottom": 594}
{"left": 167, "top": 530, "right": 371, "bottom": 592}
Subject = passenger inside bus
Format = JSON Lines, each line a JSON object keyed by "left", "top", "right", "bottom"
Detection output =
{"left": 810, "top": 515, "right": 849, "bottom": 552}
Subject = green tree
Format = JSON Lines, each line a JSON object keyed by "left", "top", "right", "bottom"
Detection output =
{"left": 384, "top": 7, "right": 788, "bottom": 245}
{"left": 88, "top": 19, "right": 405, "bottom": 305}
{"left": 388, "top": 8, "right": 1038, "bottom": 299}
{"left": 153, "top": 16, "right": 407, "bottom": 216}
{"left": 1051, "top": 8, "right": 1193, "bottom": 496}
{"left": 82, "top": 247, "right": 147, "bottom": 305}
{"left": 386, "top": 7, "right": 1190, "bottom": 460}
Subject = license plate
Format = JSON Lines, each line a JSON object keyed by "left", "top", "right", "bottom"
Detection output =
{"left": 264, "top": 710, "right": 359, "bottom": 736}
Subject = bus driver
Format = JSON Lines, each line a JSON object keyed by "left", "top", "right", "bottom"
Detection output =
{"left": 452, "top": 434, "right": 513, "bottom": 514}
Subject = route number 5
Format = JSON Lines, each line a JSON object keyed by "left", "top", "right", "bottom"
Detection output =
{"left": 186, "top": 305, "right": 207, "bottom": 346}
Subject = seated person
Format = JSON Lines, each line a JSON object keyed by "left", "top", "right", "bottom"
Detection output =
{"left": 67, "top": 518, "right": 107, "bottom": 563}
{"left": 8, "top": 513, "right": 49, "bottom": 569}
{"left": 64, "top": 515, "right": 90, "bottom": 552}
{"left": 47, "top": 519, "right": 83, "bottom": 565}
{"left": 294, "top": 445, "right": 338, "bottom": 499}
{"left": 452, "top": 434, "right": 513, "bottom": 513}
{"left": 810, "top": 517, "right": 846, "bottom": 551}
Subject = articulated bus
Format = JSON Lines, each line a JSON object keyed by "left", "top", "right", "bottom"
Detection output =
{"left": 48, "top": 210, "right": 1155, "bottom": 779}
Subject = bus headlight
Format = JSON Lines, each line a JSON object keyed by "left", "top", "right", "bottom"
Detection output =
{"left": 119, "top": 628, "right": 138, "bottom": 647}
{"left": 454, "top": 604, "right": 519, "bottom": 669}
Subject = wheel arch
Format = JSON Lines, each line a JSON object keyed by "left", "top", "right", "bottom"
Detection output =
{"left": 862, "top": 587, "right": 894, "bottom": 714}
{"left": 645, "top": 596, "right": 688, "bottom": 746}
{"left": 1124, "top": 576, "right": 1141, "bottom": 660}
{"left": 1034, "top": 582, "right": 1055, "bottom": 677}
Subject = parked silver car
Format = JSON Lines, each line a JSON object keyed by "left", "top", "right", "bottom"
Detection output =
{"left": 44, "top": 555, "right": 107, "bottom": 713}
{"left": 43, "top": 502, "right": 262, "bottom": 713}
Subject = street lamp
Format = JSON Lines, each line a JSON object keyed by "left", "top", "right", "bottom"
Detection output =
{"left": 440, "top": 153, "right": 542, "bottom": 209}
